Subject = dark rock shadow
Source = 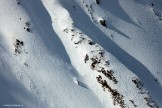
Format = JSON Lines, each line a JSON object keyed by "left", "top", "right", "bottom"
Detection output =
{"left": 60, "top": 1, "right": 162, "bottom": 106}
{"left": 78, "top": 81, "right": 89, "bottom": 89}
{"left": 100, "top": 0, "right": 139, "bottom": 27}
{"left": 109, "top": 24, "right": 131, "bottom": 39}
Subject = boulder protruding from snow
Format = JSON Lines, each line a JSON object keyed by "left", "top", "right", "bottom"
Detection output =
{"left": 95, "top": 0, "right": 100, "bottom": 4}
{"left": 99, "top": 19, "right": 107, "bottom": 27}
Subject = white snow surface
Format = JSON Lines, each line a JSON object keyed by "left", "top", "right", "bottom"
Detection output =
{"left": 0, "top": 0, "right": 162, "bottom": 108}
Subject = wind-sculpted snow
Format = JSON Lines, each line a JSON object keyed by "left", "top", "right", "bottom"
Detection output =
{"left": 0, "top": 0, "right": 162, "bottom": 108}
{"left": 41, "top": 0, "right": 162, "bottom": 107}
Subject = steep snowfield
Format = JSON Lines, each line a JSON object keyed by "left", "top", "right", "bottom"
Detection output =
{"left": 0, "top": 0, "right": 162, "bottom": 108}
{"left": 0, "top": 0, "right": 103, "bottom": 108}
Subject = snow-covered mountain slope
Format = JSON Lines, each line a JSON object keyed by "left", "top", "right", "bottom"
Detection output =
{"left": 0, "top": 0, "right": 162, "bottom": 108}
